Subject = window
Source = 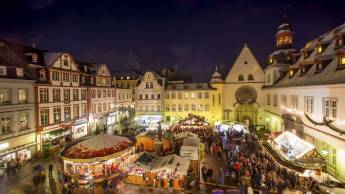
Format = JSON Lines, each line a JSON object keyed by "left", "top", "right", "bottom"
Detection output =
{"left": 316, "top": 45, "right": 323, "bottom": 54}
{"left": 266, "top": 73, "right": 271, "bottom": 83}
{"left": 53, "top": 108, "right": 61, "bottom": 123}
{"left": 197, "top": 104, "right": 203, "bottom": 111}
{"left": 281, "top": 95, "right": 287, "bottom": 107}
{"left": 139, "top": 94, "right": 142, "bottom": 100}
{"left": 53, "top": 89, "right": 60, "bottom": 102}
{"left": 266, "top": 94, "right": 271, "bottom": 106}
{"left": 204, "top": 92, "right": 209, "bottom": 99}
{"left": 332, "top": 149, "right": 337, "bottom": 165}
{"left": 102, "top": 90, "right": 106, "bottom": 98}
{"left": 73, "top": 89, "right": 79, "bottom": 100}
{"left": 18, "top": 112, "right": 29, "bottom": 130}
{"left": 191, "top": 93, "right": 195, "bottom": 99}
{"left": 112, "top": 90, "right": 115, "bottom": 97}
{"left": 273, "top": 94, "right": 277, "bottom": 107}
{"left": 0, "top": 116, "right": 11, "bottom": 134}
{"left": 64, "top": 89, "right": 70, "bottom": 101}
{"left": 184, "top": 93, "right": 189, "bottom": 99}
{"left": 166, "top": 105, "right": 170, "bottom": 111}
{"left": 205, "top": 104, "right": 210, "bottom": 111}
{"left": 157, "top": 94, "right": 160, "bottom": 99}
{"left": 0, "top": 89, "right": 11, "bottom": 105}
{"left": 191, "top": 104, "right": 196, "bottom": 111}
{"left": 145, "top": 82, "right": 149, "bottom": 89}
{"left": 0, "top": 66, "right": 7, "bottom": 76}
{"left": 304, "top": 96, "right": 314, "bottom": 114}
{"left": 172, "top": 105, "right": 176, "bottom": 112}
{"left": 52, "top": 71, "right": 59, "bottom": 81}
{"left": 15, "top": 68, "right": 23, "bottom": 77}
{"left": 81, "top": 89, "right": 86, "bottom": 100}
{"left": 108, "top": 102, "right": 111, "bottom": 111}
{"left": 178, "top": 105, "right": 182, "bottom": 111}
{"left": 91, "top": 90, "right": 96, "bottom": 99}
{"left": 219, "top": 93, "right": 221, "bottom": 105}
{"left": 248, "top": 74, "right": 254, "bottom": 80}
{"left": 40, "top": 109, "right": 49, "bottom": 126}
{"left": 97, "top": 90, "right": 101, "bottom": 98}
{"left": 151, "top": 94, "right": 154, "bottom": 99}
{"left": 171, "top": 92, "right": 176, "bottom": 99}
{"left": 63, "top": 73, "right": 69, "bottom": 82}
{"left": 63, "top": 59, "right": 69, "bottom": 66}
{"left": 103, "top": 102, "right": 107, "bottom": 112}
{"left": 238, "top": 74, "right": 244, "bottom": 81}
{"left": 178, "top": 92, "right": 182, "bottom": 99}
{"left": 335, "top": 38, "right": 343, "bottom": 47}
{"left": 145, "top": 94, "right": 148, "bottom": 99}
{"left": 73, "top": 105, "right": 79, "bottom": 118}
{"left": 339, "top": 56, "right": 345, "bottom": 66}
{"left": 197, "top": 92, "right": 202, "bottom": 99}
{"left": 291, "top": 95, "right": 299, "bottom": 110}
{"left": 64, "top": 107, "right": 70, "bottom": 121}
{"left": 323, "top": 98, "right": 337, "bottom": 119}
{"left": 18, "top": 89, "right": 27, "bottom": 103}
{"left": 40, "top": 89, "right": 48, "bottom": 103}
{"left": 72, "top": 74, "right": 78, "bottom": 83}
{"left": 166, "top": 93, "right": 169, "bottom": 99}
{"left": 184, "top": 104, "right": 189, "bottom": 111}
{"left": 150, "top": 82, "right": 153, "bottom": 88}
{"left": 107, "top": 90, "right": 111, "bottom": 98}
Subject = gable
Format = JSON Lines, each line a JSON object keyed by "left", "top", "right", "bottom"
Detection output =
{"left": 48, "top": 53, "right": 79, "bottom": 71}
{"left": 96, "top": 64, "right": 111, "bottom": 77}
{"left": 225, "top": 44, "right": 265, "bottom": 83}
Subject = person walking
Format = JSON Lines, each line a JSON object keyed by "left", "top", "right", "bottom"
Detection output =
{"left": 201, "top": 165, "right": 207, "bottom": 183}
{"left": 48, "top": 163, "right": 54, "bottom": 177}
{"left": 168, "top": 177, "right": 174, "bottom": 193}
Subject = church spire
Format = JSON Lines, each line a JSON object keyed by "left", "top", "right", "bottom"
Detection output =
{"left": 210, "top": 65, "right": 223, "bottom": 83}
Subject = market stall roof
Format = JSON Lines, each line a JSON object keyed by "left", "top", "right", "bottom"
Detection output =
{"left": 175, "top": 132, "right": 199, "bottom": 140}
{"left": 133, "top": 152, "right": 158, "bottom": 170}
{"left": 151, "top": 154, "right": 190, "bottom": 175}
{"left": 274, "top": 131, "right": 315, "bottom": 160}
{"left": 62, "top": 134, "right": 134, "bottom": 160}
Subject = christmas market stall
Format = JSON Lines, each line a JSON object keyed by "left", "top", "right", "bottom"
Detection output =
{"left": 170, "top": 114, "right": 212, "bottom": 138}
{"left": 124, "top": 152, "right": 190, "bottom": 190}
{"left": 215, "top": 121, "right": 249, "bottom": 134}
{"left": 61, "top": 133, "right": 135, "bottom": 183}
{"left": 135, "top": 131, "right": 173, "bottom": 153}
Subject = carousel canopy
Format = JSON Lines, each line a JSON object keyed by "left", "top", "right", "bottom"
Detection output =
{"left": 274, "top": 131, "right": 315, "bottom": 160}
{"left": 62, "top": 134, "right": 134, "bottom": 160}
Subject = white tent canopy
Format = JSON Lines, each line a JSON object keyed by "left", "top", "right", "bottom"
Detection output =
{"left": 274, "top": 131, "right": 315, "bottom": 160}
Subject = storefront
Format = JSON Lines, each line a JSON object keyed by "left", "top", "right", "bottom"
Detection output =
{"left": 72, "top": 118, "right": 88, "bottom": 140}
{"left": 41, "top": 124, "right": 73, "bottom": 152}
{"left": 0, "top": 132, "right": 36, "bottom": 162}
{"left": 136, "top": 115, "right": 163, "bottom": 127}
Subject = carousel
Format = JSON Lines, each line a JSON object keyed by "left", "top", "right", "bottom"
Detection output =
{"left": 61, "top": 133, "right": 135, "bottom": 183}
{"left": 170, "top": 114, "right": 212, "bottom": 138}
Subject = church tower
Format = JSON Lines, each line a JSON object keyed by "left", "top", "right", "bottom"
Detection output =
{"left": 265, "top": 17, "right": 297, "bottom": 86}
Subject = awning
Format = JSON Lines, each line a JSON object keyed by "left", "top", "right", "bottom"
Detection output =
{"left": 0, "top": 142, "right": 36, "bottom": 157}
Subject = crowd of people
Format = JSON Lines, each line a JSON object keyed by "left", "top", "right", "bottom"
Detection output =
{"left": 202, "top": 129, "right": 320, "bottom": 194}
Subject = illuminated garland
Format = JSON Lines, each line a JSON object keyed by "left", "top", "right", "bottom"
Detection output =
{"left": 304, "top": 113, "right": 345, "bottom": 135}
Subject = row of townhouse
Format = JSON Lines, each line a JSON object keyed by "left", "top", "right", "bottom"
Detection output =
{"left": 0, "top": 39, "right": 133, "bottom": 162}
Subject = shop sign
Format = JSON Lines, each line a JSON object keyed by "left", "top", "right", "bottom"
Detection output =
{"left": 43, "top": 124, "right": 60, "bottom": 131}
{"left": 0, "top": 142, "right": 9, "bottom": 151}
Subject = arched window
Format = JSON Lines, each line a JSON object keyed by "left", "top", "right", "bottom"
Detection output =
{"left": 248, "top": 74, "right": 254, "bottom": 80}
{"left": 238, "top": 74, "right": 244, "bottom": 81}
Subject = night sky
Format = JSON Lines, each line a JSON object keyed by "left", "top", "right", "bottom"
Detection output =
{"left": 1, "top": 0, "right": 345, "bottom": 81}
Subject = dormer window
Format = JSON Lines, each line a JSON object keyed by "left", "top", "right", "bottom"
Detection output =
{"left": 16, "top": 68, "right": 24, "bottom": 77}
{"left": 316, "top": 45, "right": 323, "bottom": 54}
{"left": 39, "top": 69, "right": 46, "bottom": 79}
{"left": 238, "top": 74, "right": 244, "bottom": 81}
{"left": 63, "top": 59, "right": 69, "bottom": 66}
{"left": 269, "top": 57, "right": 273, "bottom": 64}
{"left": 0, "top": 66, "right": 6, "bottom": 76}
{"left": 335, "top": 38, "right": 343, "bottom": 48}
{"left": 32, "top": 53, "right": 38, "bottom": 63}
{"left": 339, "top": 56, "right": 345, "bottom": 66}
{"left": 316, "top": 63, "right": 323, "bottom": 72}
{"left": 289, "top": 70, "right": 294, "bottom": 77}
